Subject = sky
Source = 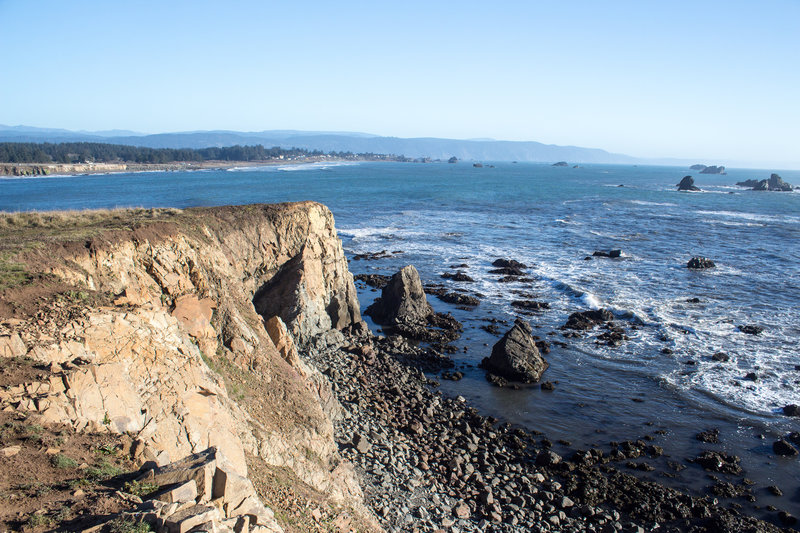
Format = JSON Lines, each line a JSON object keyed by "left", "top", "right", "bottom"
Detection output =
{"left": 1, "top": 0, "right": 799, "bottom": 168}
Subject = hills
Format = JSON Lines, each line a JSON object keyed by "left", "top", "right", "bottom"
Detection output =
{"left": 0, "top": 125, "right": 637, "bottom": 164}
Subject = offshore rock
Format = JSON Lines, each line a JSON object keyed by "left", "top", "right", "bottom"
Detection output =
{"left": 751, "top": 173, "right": 794, "bottom": 191}
{"left": 688, "top": 257, "right": 715, "bottom": 269}
{"left": 562, "top": 309, "right": 613, "bottom": 330}
{"left": 677, "top": 176, "right": 701, "bottom": 191}
{"left": 700, "top": 165, "right": 726, "bottom": 174}
{"left": 480, "top": 319, "right": 548, "bottom": 383}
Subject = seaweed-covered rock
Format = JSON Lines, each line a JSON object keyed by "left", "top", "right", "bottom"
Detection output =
{"left": 688, "top": 257, "right": 715, "bottom": 269}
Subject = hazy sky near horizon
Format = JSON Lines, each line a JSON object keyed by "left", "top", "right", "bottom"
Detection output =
{"left": 1, "top": 0, "right": 798, "bottom": 167}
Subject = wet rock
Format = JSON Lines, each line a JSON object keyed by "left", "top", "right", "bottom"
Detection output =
{"left": 772, "top": 439, "right": 799, "bottom": 456}
{"left": 492, "top": 259, "right": 528, "bottom": 269}
{"left": 480, "top": 319, "right": 548, "bottom": 383}
{"left": 354, "top": 273, "right": 391, "bottom": 288}
{"left": 782, "top": 404, "right": 800, "bottom": 417}
{"left": 540, "top": 381, "right": 554, "bottom": 391}
{"left": 441, "top": 271, "right": 474, "bottom": 282}
{"left": 779, "top": 511, "right": 798, "bottom": 526}
{"left": 748, "top": 174, "right": 794, "bottom": 192}
{"left": 693, "top": 450, "right": 743, "bottom": 474}
{"left": 592, "top": 250, "right": 622, "bottom": 258}
{"left": 697, "top": 429, "right": 720, "bottom": 444}
{"left": 738, "top": 325, "right": 764, "bottom": 335}
{"left": 511, "top": 300, "right": 550, "bottom": 312}
{"left": 687, "top": 257, "right": 715, "bottom": 269}
{"left": 436, "top": 292, "right": 480, "bottom": 307}
{"left": 768, "top": 486, "right": 783, "bottom": 497}
{"left": 711, "top": 352, "right": 730, "bottom": 362}
{"left": 489, "top": 266, "right": 525, "bottom": 276}
{"left": 562, "top": 309, "right": 613, "bottom": 330}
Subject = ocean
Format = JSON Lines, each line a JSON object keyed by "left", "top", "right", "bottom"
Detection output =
{"left": 3, "top": 161, "right": 799, "bottom": 518}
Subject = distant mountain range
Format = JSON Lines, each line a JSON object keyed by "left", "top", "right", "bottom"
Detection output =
{"left": 0, "top": 125, "right": 642, "bottom": 165}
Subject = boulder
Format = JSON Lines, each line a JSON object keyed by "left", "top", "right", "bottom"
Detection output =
{"left": 677, "top": 176, "right": 700, "bottom": 191}
{"left": 480, "top": 319, "right": 548, "bottom": 383}
{"left": 364, "top": 265, "right": 432, "bottom": 327}
{"left": 738, "top": 324, "right": 763, "bottom": 335}
{"left": 492, "top": 258, "right": 528, "bottom": 269}
{"left": 687, "top": 257, "right": 715, "bottom": 269}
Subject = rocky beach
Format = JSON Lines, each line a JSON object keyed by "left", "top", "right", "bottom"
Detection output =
{"left": 1, "top": 200, "right": 797, "bottom": 532}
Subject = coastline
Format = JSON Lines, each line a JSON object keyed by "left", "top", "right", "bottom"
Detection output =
{"left": 0, "top": 156, "right": 383, "bottom": 178}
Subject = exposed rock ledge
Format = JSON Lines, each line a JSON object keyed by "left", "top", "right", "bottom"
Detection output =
{"left": 0, "top": 202, "right": 376, "bottom": 531}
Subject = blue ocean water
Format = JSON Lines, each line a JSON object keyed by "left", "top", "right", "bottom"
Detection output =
{"left": 3, "top": 161, "right": 799, "bottom": 514}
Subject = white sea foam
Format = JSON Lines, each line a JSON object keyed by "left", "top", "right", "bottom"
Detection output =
{"left": 696, "top": 210, "right": 800, "bottom": 224}
{"left": 629, "top": 200, "right": 677, "bottom": 207}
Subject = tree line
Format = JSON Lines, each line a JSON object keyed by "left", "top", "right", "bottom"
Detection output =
{"left": 0, "top": 142, "right": 323, "bottom": 164}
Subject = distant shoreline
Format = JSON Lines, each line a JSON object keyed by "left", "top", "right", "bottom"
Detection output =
{"left": 0, "top": 156, "right": 382, "bottom": 178}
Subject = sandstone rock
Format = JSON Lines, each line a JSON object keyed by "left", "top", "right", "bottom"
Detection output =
{"left": 0, "top": 333, "right": 26, "bottom": 358}
{"left": 163, "top": 504, "right": 221, "bottom": 533}
{"left": 143, "top": 448, "right": 219, "bottom": 503}
{"left": 480, "top": 319, "right": 548, "bottom": 383}
{"left": 157, "top": 480, "right": 198, "bottom": 504}
{"left": 364, "top": 265, "right": 432, "bottom": 327}
{"left": 172, "top": 294, "right": 218, "bottom": 354}
{"left": 265, "top": 316, "right": 301, "bottom": 370}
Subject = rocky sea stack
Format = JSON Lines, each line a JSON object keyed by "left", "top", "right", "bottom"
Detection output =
{"left": 480, "top": 319, "right": 548, "bottom": 383}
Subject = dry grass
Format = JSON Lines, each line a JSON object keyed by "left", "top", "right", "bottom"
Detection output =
{"left": 0, "top": 207, "right": 183, "bottom": 290}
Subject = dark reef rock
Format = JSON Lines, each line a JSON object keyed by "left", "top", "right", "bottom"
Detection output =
{"left": 687, "top": 257, "right": 715, "bottom": 269}
{"left": 354, "top": 273, "right": 391, "bottom": 288}
{"left": 677, "top": 175, "right": 701, "bottom": 191}
{"left": 711, "top": 352, "right": 730, "bottom": 362}
{"left": 480, "top": 319, "right": 548, "bottom": 383}
{"left": 738, "top": 324, "right": 764, "bottom": 335}
{"left": 511, "top": 300, "right": 550, "bottom": 312}
{"left": 562, "top": 309, "right": 614, "bottom": 330}
{"left": 593, "top": 249, "right": 622, "bottom": 258}
{"left": 489, "top": 266, "right": 525, "bottom": 276}
{"left": 492, "top": 258, "right": 528, "bottom": 269}
{"left": 693, "top": 450, "right": 743, "bottom": 474}
{"left": 441, "top": 271, "right": 474, "bottom": 282}
{"left": 697, "top": 428, "right": 720, "bottom": 444}
{"left": 782, "top": 404, "right": 800, "bottom": 417}
{"left": 773, "top": 439, "right": 799, "bottom": 456}
{"left": 552, "top": 161, "right": 569, "bottom": 167}
{"left": 435, "top": 291, "right": 480, "bottom": 307}
{"left": 700, "top": 165, "right": 726, "bottom": 174}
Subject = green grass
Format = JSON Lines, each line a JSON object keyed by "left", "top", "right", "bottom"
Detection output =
{"left": 122, "top": 479, "right": 160, "bottom": 497}
{"left": 25, "top": 513, "right": 54, "bottom": 528}
{"left": 0, "top": 253, "right": 31, "bottom": 290}
{"left": 86, "top": 459, "right": 126, "bottom": 480}
{"left": 107, "top": 517, "right": 152, "bottom": 533}
{"left": 50, "top": 453, "right": 78, "bottom": 469}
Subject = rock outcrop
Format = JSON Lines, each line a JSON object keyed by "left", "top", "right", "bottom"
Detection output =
{"left": 480, "top": 319, "right": 548, "bottom": 383}
{"left": 677, "top": 176, "right": 700, "bottom": 191}
{"left": 753, "top": 174, "right": 794, "bottom": 191}
{"left": 0, "top": 202, "right": 374, "bottom": 529}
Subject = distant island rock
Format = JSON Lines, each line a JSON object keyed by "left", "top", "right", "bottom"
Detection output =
{"left": 448, "top": 156, "right": 458, "bottom": 163}
{"left": 473, "top": 162, "right": 483, "bottom": 168}
{"left": 552, "top": 161, "right": 569, "bottom": 167}
{"left": 737, "top": 173, "right": 794, "bottom": 191}
{"left": 700, "top": 165, "right": 726, "bottom": 175}
{"left": 677, "top": 175, "right": 701, "bottom": 191}
{"left": 690, "top": 164, "right": 707, "bottom": 171}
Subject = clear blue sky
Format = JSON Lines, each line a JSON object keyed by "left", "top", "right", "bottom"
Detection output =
{"left": 1, "top": 0, "right": 798, "bottom": 167}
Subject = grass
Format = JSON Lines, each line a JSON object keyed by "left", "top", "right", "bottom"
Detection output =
{"left": 0, "top": 253, "right": 31, "bottom": 290}
{"left": 122, "top": 479, "right": 160, "bottom": 497}
{"left": 50, "top": 453, "right": 78, "bottom": 469}
{"left": 86, "top": 459, "right": 126, "bottom": 480}
{"left": 25, "top": 513, "right": 54, "bottom": 528}
{"left": 107, "top": 517, "right": 152, "bottom": 533}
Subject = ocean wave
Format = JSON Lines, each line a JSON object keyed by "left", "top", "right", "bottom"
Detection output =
{"left": 696, "top": 210, "right": 800, "bottom": 224}
{"left": 629, "top": 200, "right": 677, "bottom": 207}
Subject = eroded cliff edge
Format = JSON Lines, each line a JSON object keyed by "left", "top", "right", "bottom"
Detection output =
{"left": 0, "top": 202, "right": 376, "bottom": 532}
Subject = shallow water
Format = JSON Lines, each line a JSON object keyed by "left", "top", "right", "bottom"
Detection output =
{"left": 3, "top": 161, "right": 800, "bottom": 519}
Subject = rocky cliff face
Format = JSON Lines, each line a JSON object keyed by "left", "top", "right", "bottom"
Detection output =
{"left": 0, "top": 202, "right": 373, "bottom": 530}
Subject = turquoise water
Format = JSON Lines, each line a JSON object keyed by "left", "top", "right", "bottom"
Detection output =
{"left": 3, "top": 161, "right": 800, "bottom": 517}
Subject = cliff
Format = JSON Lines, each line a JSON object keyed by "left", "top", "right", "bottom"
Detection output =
{"left": 0, "top": 203, "right": 375, "bottom": 532}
